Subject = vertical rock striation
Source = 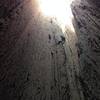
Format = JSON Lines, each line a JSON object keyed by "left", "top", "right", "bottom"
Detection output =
{"left": 72, "top": 0, "right": 100, "bottom": 99}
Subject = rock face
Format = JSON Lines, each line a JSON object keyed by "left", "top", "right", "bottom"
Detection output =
{"left": 0, "top": 0, "right": 100, "bottom": 100}
{"left": 87, "top": 0, "right": 100, "bottom": 8}
{"left": 72, "top": 0, "right": 100, "bottom": 99}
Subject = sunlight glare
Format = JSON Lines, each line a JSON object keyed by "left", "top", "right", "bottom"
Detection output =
{"left": 38, "top": 0, "right": 75, "bottom": 32}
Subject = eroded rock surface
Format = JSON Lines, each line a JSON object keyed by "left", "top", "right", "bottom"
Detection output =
{"left": 0, "top": 0, "right": 100, "bottom": 100}
{"left": 72, "top": 0, "right": 100, "bottom": 99}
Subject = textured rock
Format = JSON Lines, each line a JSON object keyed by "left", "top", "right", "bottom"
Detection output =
{"left": 0, "top": 0, "right": 100, "bottom": 100}
{"left": 72, "top": 0, "right": 100, "bottom": 99}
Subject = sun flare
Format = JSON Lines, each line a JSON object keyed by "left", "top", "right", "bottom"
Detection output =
{"left": 37, "top": 0, "right": 75, "bottom": 32}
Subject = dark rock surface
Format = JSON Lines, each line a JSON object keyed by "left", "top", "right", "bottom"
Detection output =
{"left": 0, "top": 0, "right": 100, "bottom": 100}
{"left": 72, "top": 0, "right": 100, "bottom": 99}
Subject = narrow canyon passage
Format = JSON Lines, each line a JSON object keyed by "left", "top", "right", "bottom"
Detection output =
{"left": 0, "top": 0, "right": 100, "bottom": 100}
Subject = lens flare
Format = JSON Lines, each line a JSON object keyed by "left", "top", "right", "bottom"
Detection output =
{"left": 38, "top": 0, "right": 75, "bottom": 32}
